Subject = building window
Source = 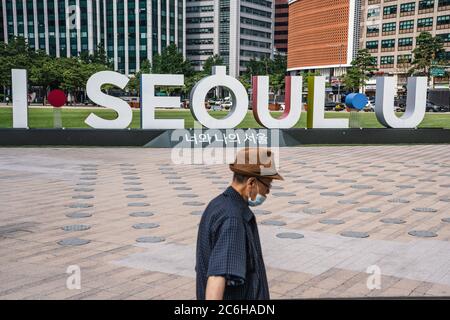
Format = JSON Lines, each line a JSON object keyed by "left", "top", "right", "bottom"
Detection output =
{"left": 399, "top": 20, "right": 414, "bottom": 33}
{"left": 380, "top": 56, "right": 395, "bottom": 68}
{"left": 367, "top": 7, "right": 380, "bottom": 18}
{"left": 439, "top": 0, "right": 450, "bottom": 11}
{"left": 397, "top": 54, "right": 412, "bottom": 66}
{"left": 400, "top": 2, "right": 416, "bottom": 16}
{"left": 381, "top": 39, "right": 396, "bottom": 52}
{"left": 383, "top": 5, "right": 397, "bottom": 18}
{"left": 382, "top": 22, "right": 396, "bottom": 35}
{"left": 367, "top": 25, "right": 380, "bottom": 37}
{"left": 419, "top": 0, "right": 435, "bottom": 13}
{"left": 366, "top": 40, "right": 379, "bottom": 52}
{"left": 437, "top": 33, "right": 450, "bottom": 46}
{"left": 398, "top": 37, "right": 413, "bottom": 50}
{"left": 417, "top": 17, "right": 434, "bottom": 31}
{"left": 437, "top": 15, "right": 450, "bottom": 29}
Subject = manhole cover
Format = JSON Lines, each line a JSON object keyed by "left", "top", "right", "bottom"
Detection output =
{"left": 306, "top": 186, "right": 328, "bottom": 190}
{"left": 320, "top": 192, "right": 344, "bottom": 197}
{"left": 127, "top": 194, "right": 148, "bottom": 199}
{"left": 183, "top": 201, "right": 205, "bottom": 206}
{"left": 67, "top": 203, "right": 93, "bottom": 209}
{"left": 128, "top": 202, "right": 150, "bottom": 207}
{"left": 136, "top": 236, "right": 165, "bottom": 243}
{"left": 125, "top": 188, "right": 145, "bottom": 192}
{"left": 72, "top": 195, "right": 94, "bottom": 200}
{"left": 253, "top": 210, "right": 271, "bottom": 215}
{"left": 367, "top": 191, "right": 392, "bottom": 196}
{"left": 303, "top": 208, "right": 326, "bottom": 215}
{"left": 74, "top": 188, "right": 94, "bottom": 192}
{"left": 76, "top": 182, "right": 96, "bottom": 186}
{"left": 174, "top": 187, "right": 193, "bottom": 190}
{"left": 276, "top": 232, "right": 304, "bottom": 239}
{"left": 336, "top": 179, "right": 357, "bottom": 183}
{"left": 351, "top": 185, "right": 373, "bottom": 190}
{"left": 396, "top": 185, "right": 415, "bottom": 189}
{"left": 338, "top": 199, "right": 359, "bottom": 205}
{"left": 62, "top": 225, "right": 91, "bottom": 232}
{"left": 289, "top": 200, "right": 310, "bottom": 205}
{"left": 341, "top": 231, "right": 369, "bottom": 238}
{"left": 272, "top": 192, "right": 296, "bottom": 197}
{"left": 320, "top": 219, "right": 345, "bottom": 225}
{"left": 261, "top": 220, "right": 286, "bottom": 226}
{"left": 79, "top": 177, "right": 96, "bottom": 181}
{"left": 408, "top": 230, "right": 437, "bottom": 238}
{"left": 413, "top": 208, "right": 437, "bottom": 213}
{"left": 58, "top": 238, "right": 91, "bottom": 246}
{"left": 380, "top": 218, "right": 406, "bottom": 224}
{"left": 416, "top": 192, "right": 436, "bottom": 196}
{"left": 66, "top": 212, "right": 92, "bottom": 219}
{"left": 129, "top": 211, "right": 154, "bottom": 217}
{"left": 294, "top": 180, "right": 314, "bottom": 184}
{"left": 132, "top": 223, "right": 160, "bottom": 229}
{"left": 358, "top": 207, "right": 381, "bottom": 213}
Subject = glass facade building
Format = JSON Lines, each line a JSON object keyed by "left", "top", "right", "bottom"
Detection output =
{"left": 186, "top": 0, "right": 274, "bottom": 77}
{"left": 0, "top": 0, "right": 186, "bottom": 75}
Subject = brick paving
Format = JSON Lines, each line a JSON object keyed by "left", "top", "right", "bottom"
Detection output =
{"left": 1, "top": 145, "right": 450, "bottom": 299}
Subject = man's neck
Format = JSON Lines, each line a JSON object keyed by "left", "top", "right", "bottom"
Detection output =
{"left": 231, "top": 183, "right": 248, "bottom": 202}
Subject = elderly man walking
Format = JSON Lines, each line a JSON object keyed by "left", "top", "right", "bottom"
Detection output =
{"left": 195, "top": 148, "right": 283, "bottom": 300}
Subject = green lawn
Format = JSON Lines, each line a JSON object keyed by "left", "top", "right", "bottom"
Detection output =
{"left": 0, "top": 107, "right": 449, "bottom": 129}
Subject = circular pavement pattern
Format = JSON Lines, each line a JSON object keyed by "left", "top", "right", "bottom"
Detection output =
{"left": 408, "top": 230, "right": 437, "bottom": 238}
{"left": 136, "top": 236, "right": 165, "bottom": 243}
{"left": 380, "top": 218, "right": 406, "bottom": 224}
{"left": 276, "top": 232, "right": 304, "bottom": 239}
{"left": 320, "top": 219, "right": 345, "bottom": 225}
{"left": 340, "top": 231, "right": 369, "bottom": 238}
{"left": 132, "top": 223, "right": 160, "bottom": 229}
{"left": 58, "top": 238, "right": 91, "bottom": 246}
{"left": 62, "top": 225, "right": 91, "bottom": 232}
{"left": 129, "top": 211, "right": 154, "bottom": 217}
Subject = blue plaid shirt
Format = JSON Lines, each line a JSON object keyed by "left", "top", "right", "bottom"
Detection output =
{"left": 195, "top": 186, "right": 270, "bottom": 300}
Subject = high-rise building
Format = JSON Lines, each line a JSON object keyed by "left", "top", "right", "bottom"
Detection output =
{"left": 360, "top": 0, "right": 450, "bottom": 89}
{"left": 186, "top": 0, "right": 274, "bottom": 78}
{"left": 287, "top": 0, "right": 362, "bottom": 82}
{"left": 274, "top": 0, "right": 288, "bottom": 54}
{"left": 0, "top": 0, "right": 186, "bottom": 75}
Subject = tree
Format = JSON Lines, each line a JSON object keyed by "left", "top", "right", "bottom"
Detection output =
{"left": 152, "top": 44, "right": 194, "bottom": 96}
{"left": 342, "top": 49, "right": 378, "bottom": 93}
{"left": 239, "top": 54, "right": 287, "bottom": 102}
{"left": 409, "top": 32, "right": 446, "bottom": 87}
{"left": 127, "top": 59, "right": 151, "bottom": 94}
{"left": 202, "top": 54, "right": 224, "bottom": 75}
{"left": 0, "top": 37, "right": 39, "bottom": 100}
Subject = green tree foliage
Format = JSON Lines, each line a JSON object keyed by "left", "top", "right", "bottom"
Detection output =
{"left": 240, "top": 54, "right": 288, "bottom": 102}
{"left": 343, "top": 49, "right": 378, "bottom": 92}
{"left": 409, "top": 32, "right": 446, "bottom": 86}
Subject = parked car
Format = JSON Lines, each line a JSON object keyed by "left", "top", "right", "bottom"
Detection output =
{"left": 426, "top": 101, "right": 448, "bottom": 112}
{"left": 325, "top": 101, "right": 337, "bottom": 111}
{"left": 334, "top": 103, "right": 346, "bottom": 112}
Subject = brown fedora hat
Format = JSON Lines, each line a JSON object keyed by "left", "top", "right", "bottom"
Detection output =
{"left": 229, "top": 148, "right": 284, "bottom": 181}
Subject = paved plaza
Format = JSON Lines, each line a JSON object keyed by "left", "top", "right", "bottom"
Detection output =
{"left": 1, "top": 145, "right": 450, "bottom": 299}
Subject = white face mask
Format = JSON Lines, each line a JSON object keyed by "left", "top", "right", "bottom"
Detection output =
{"left": 248, "top": 180, "right": 267, "bottom": 207}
